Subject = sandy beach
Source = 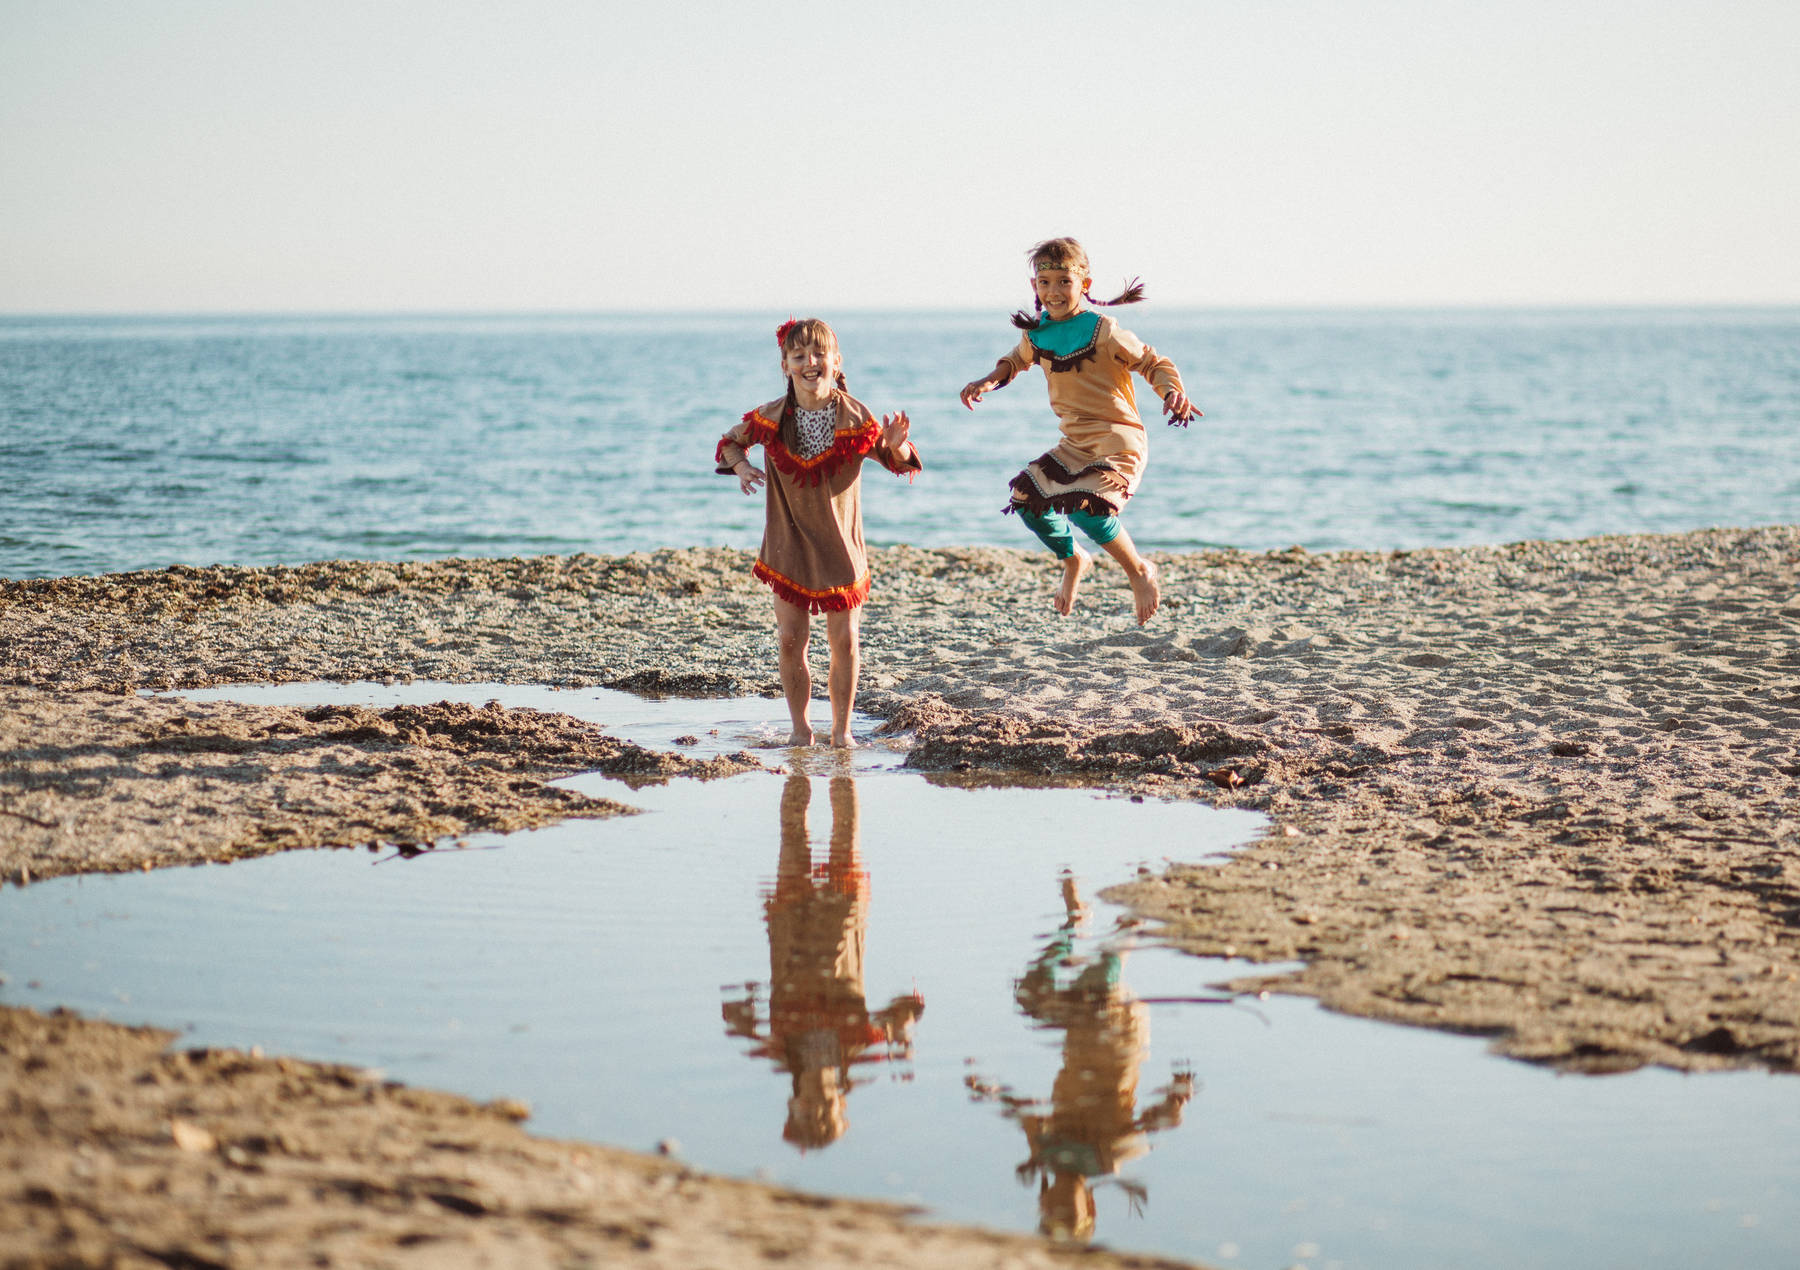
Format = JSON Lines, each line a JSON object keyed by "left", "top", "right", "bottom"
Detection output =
{"left": 4, "top": 525, "right": 1798, "bottom": 1265}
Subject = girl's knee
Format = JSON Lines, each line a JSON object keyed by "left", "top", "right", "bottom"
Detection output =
{"left": 1019, "top": 507, "right": 1078, "bottom": 559}
{"left": 824, "top": 610, "right": 861, "bottom": 653}
{"left": 1068, "top": 509, "right": 1122, "bottom": 546}
{"left": 776, "top": 626, "right": 810, "bottom": 657}
{"left": 774, "top": 605, "right": 810, "bottom": 649}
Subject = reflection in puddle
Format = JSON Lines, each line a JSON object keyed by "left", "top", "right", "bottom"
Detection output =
{"left": 968, "top": 872, "right": 1196, "bottom": 1242}
{"left": 725, "top": 774, "right": 924, "bottom": 1149}
{"left": 719, "top": 764, "right": 1205, "bottom": 1247}
{"left": 3, "top": 682, "right": 1798, "bottom": 1268}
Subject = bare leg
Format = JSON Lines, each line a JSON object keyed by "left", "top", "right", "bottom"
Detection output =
{"left": 1054, "top": 549, "right": 1092, "bottom": 616}
{"left": 824, "top": 606, "right": 861, "bottom": 748}
{"left": 773, "top": 596, "right": 814, "bottom": 745}
{"left": 1098, "top": 528, "right": 1160, "bottom": 625}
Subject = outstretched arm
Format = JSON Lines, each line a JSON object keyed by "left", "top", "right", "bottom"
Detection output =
{"left": 960, "top": 365, "right": 1008, "bottom": 409}
{"left": 716, "top": 425, "right": 766, "bottom": 492}
{"left": 875, "top": 410, "right": 923, "bottom": 475}
{"left": 1115, "top": 331, "right": 1201, "bottom": 426}
{"left": 961, "top": 344, "right": 1027, "bottom": 409}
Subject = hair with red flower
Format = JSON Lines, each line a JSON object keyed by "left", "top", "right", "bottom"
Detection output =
{"left": 774, "top": 317, "right": 848, "bottom": 446}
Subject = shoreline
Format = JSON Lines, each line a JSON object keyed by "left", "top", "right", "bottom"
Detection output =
{"left": 5, "top": 525, "right": 1799, "bottom": 1264}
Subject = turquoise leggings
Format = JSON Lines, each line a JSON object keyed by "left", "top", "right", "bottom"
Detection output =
{"left": 1018, "top": 507, "right": 1121, "bottom": 559}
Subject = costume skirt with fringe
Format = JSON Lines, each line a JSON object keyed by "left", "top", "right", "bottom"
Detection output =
{"left": 753, "top": 560, "right": 871, "bottom": 613}
{"left": 1004, "top": 446, "right": 1135, "bottom": 519}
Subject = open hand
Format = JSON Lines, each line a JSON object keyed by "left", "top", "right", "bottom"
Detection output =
{"left": 880, "top": 410, "right": 911, "bottom": 450}
{"left": 1162, "top": 390, "right": 1201, "bottom": 426}
{"left": 960, "top": 378, "right": 998, "bottom": 409}
{"left": 735, "top": 462, "right": 765, "bottom": 494}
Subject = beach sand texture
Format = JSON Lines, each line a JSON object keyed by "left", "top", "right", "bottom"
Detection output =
{"left": 3, "top": 525, "right": 1798, "bottom": 1264}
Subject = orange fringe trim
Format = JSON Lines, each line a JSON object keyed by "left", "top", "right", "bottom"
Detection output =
{"left": 739, "top": 409, "right": 880, "bottom": 487}
{"left": 753, "top": 560, "right": 870, "bottom": 613}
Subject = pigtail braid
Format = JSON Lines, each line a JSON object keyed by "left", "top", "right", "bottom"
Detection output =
{"left": 1086, "top": 278, "right": 1146, "bottom": 307}
{"left": 1013, "top": 277, "right": 1144, "bottom": 329}
{"left": 778, "top": 377, "right": 800, "bottom": 450}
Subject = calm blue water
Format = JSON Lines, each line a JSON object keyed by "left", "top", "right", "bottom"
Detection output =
{"left": 3, "top": 309, "right": 1797, "bottom": 579}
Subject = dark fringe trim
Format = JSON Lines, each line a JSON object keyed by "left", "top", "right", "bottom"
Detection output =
{"left": 1033, "top": 453, "right": 1120, "bottom": 485}
{"left": 753, "top": 560, "right": 870, "bottom": 613}
{"left": 1002, "top": 476, "right": 1122, "bottom": 519}
{"left": 1033, "top": 344, "right": 1098, "bottom": 373}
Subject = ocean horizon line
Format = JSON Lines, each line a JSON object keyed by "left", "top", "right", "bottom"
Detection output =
{"left": 4, "top": 300, "right": 1800, "bottom": 325}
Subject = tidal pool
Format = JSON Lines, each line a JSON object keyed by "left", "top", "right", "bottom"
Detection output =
{"left": 2, "top": 683, "right": 1796, "bottom": 1268}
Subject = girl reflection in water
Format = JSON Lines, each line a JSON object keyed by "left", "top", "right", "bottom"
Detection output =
{"left": 966, "top": 872, "right": 1194, "bottom": 1242}
{"left": 722, "top": 773, "right": 924, "bottom": 1149}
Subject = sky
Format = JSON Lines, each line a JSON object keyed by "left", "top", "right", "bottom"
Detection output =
{"left": 2, "top": 0, "right": 1797, "bottom": 313}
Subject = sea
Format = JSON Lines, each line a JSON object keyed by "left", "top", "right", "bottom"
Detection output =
{"left": 2, "top": 307, "right": 1797, "bottom": 580}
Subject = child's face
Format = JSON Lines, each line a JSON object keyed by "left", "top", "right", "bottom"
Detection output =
{"left": 781, "top": 338, "right": 840, "bottom": 400}
{"left": 1033, "top": 266, "right": 1089, "bottom": 321}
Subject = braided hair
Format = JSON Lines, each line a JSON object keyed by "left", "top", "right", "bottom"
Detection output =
{"left": 1010, "top": 237, "right": 1145, "bottom": 331}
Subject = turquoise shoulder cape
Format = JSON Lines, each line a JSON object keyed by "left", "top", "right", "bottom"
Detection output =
{"left": 1026, "top": 310, "right": 1101, "bottom": 359}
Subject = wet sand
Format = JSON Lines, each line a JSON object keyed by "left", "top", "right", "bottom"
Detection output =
{"left": 4, "top": 526, "right": 1798, "bottom": 1265}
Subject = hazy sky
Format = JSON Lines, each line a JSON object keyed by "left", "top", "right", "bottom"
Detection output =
{"left": 3, "top": 0, "right": 1796, "bottom": 312}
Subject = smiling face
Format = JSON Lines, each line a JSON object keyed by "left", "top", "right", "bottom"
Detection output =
{"left": 781, "top": 336, "right": 841, "bottom": 409}
{"left": 1032, "top": 266, "right": 1090, "bottom": 321}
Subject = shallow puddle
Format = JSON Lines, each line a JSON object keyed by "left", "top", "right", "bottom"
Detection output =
{"left": 3, "top": 683, "right": 1798, "bottom": 1268}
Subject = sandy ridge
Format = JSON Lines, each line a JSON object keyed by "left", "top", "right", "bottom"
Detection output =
{"left": 0, "top": 689, "right": 761, "bottom": 884}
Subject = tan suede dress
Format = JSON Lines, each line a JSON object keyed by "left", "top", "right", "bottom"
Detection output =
{"left": 992, "top": 312, "right": 1186, "bottom": 518}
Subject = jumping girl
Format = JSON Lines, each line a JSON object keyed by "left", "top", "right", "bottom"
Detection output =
{"left": 959, "top": 237, "right": 1199, "bottom": 624}
{"left": 717, "top": 318, "right": 919, "bottom": 748}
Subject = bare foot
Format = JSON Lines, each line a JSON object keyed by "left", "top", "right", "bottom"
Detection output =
{"left": 787, "top": 726, "right": 814, "bottom": 746}
{"left": 1128, "top": 559, "right": 1160, "bottom": 625}
{"left": 830, "top": 731, "right": 858, "bottom": 750}
{"left": 1054, "top": 550, "right": 1091, "bottom": 616}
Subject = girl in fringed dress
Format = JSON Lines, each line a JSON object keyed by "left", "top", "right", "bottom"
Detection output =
{"left": 960, "top": 237, "right": 1199, "bottom": 625}
{"left": 717, "top": 318, "right": 919, "bottom": 748}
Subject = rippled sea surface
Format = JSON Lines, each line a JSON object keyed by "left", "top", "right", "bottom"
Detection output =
{"left": 3, "top": 308, "right": 1796, "bottom": 579}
